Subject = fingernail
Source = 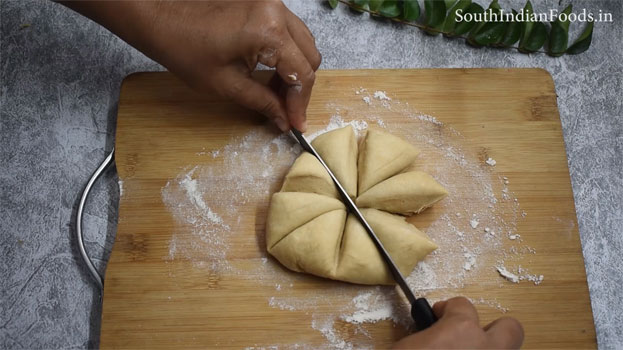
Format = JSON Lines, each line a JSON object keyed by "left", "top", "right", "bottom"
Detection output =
{"left": 275, "top": 118, "right": 289, "bottom": 132}
{"left": 300, "top": 120, "right": 308, "bottom": 132}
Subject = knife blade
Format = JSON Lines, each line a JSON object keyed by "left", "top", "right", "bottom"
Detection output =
{"left": 290, "top": 128, "right": 437, "bottom": 331}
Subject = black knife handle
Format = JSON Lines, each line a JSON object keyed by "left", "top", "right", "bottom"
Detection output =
{"left": 411, "top": 298, "right": 437, "bottom": 331}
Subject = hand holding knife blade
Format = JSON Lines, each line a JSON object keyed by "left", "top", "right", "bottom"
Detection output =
{"left": 291, "top": 128, "right": 437, "bottom": 331}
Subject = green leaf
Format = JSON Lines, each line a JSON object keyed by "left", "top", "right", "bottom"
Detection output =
{"left": 519, "top": 21, "right": 546, "bottom": 52}
{"left": 468, "top": 0, "right": 506, "bottom": 46}
{"left": 444, "top": 0, "right": 457, "bottom": 9}
{"left": 488, "top": 0, "right": 500, "bottom": 11}
{"left": 423, "top": 0, "right": 447, "bottom": 35}
{"left": 442, "top": 0, "right": 471, "bottom": 36}
{"left": 469, "top": 0, "right": 500, "bottom": 39}
{"left": 453, "top": 2, "right": 484, "bottom": 36}
{"left": 547, "top": 4, "right": 572, "bottom": 57}
{"left": 499, "top": 9, "right": 521, "bottom": 47}
{"left": 379, "top": 0, "right": 401, "bottom": 17}
{"left": 369, "top": 0, "right": 384, "bottom": 12}
{"left": 402, "top": 0, "right": 421, "bottom": 21}
{"left": 518, "top": 1, "right": 535, "bottom": 48}
{"left": 567, "top": 20, "right": 594, "bottom": 54}
{"left": 558, "top": 4, "right": 572, "bottom": 31}
{"left": 350, "top": 0, "right": 369, "bottom": 12}
{"left": 328, "top": 0, "right": 339, "bottom": 8}
{"left": 471, "top": 20, "right": 506, "bottom": 46}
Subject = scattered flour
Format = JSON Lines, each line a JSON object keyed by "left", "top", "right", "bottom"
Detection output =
{"left": 524, "top": 274, "right": 545, "bottom": 285}
{"left": 463, "top": 253, "right": 477, "bottom": 271}
{"left": 179, "top": 170, "right": 226, "bottom": 227}
{"left": 161, "top": 131, "right": 298, "bottom": 269}
{"left": 469, "top": 297, "right": 509, "bottom": 313}
{"left": 496, "top": 266, "right": 520, "bottom": 283}
{"left": 496, "top": 265, "right": 545, "bottom": 285}
{"left": 118, "top": 179, "right": 124, "bottom": 197}
{"left": 373, "top": 90, "right": 391, "bottom": 101}
{"left": 307, "top": 114, "right": 369, "bottom": 141}
{"left": 312, "top": 318, "right": 354, "bottom": 350}
{"left": 486, "top": 157, "right": 497, "bottom": 166}
{"left": 412, "top": 114, "right": 443, "bottom": 126}
{"left": 343, "top": 306, "right": 394, "bottom": 325}
{"left": 470, "top": 218, "right": 480, "bottom": 229}
{"left": 340, "top": 290, "right": 403, "bottom": 326}
{"left": 268, "top": 297, "right": 297, "bottom": 311}
{"left": 516, "top": 266, "right": 545, "bottom": 285}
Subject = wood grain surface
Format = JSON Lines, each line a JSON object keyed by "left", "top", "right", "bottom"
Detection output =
{"left": 101, "top": 69, "right": 596, "bottom": 349}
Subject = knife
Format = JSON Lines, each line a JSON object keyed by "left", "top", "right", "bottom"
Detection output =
{"left": 290, "top": 128, "right": 437, "bottom": 331}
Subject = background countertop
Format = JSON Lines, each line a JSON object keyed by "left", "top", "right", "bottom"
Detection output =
{"left": 1, "top": 0, "right": 621, "bottom": 348}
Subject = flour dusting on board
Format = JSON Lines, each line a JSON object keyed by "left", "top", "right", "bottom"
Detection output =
{"left": 161, "top": 87, "right": 543, "bottom": 349}
{"left": 162, "top": 131, "right": 299, "bottom": 269}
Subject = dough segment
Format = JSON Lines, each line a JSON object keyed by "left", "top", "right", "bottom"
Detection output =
{"left": 357, "top": 128, "right": 420, "bottom": 194}
{"left": 266, "top": 192, "right": 345, "bottom": 249}
{"left": 336, "top": 209, "right": 437, "bottom": 285}
{"left": 356, "top": 171, "right": 449, "bottom": 215}
{"left": 311, "top": 126, "right": 358, "bottom": 198}
{"left": 269, "top": 209, "right": 347, "bottom": 278}
{"left": 280, "top": 152, "right": 339, "bottom": 199}
{"left": 266, "top": 126, "right": 447, "bottom": 285}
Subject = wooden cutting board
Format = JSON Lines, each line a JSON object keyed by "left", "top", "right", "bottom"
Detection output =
{"left": 101, "top": 69, "right": 596, "bottom": 349}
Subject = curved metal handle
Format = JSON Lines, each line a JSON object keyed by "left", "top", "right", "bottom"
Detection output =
{"left": 76, "top": 147, "right": 115, "bottom": 291}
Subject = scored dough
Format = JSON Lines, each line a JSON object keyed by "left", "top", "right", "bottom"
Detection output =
{"left": 266, "top": 126, "right": 447, "bottom": 285}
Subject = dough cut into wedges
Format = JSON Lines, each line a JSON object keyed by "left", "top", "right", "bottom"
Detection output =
{"left": 281, "top": 152, "right": 339, "bottom": 199}
{"left": 357, "top": 171, "right": 448, "bottom": 215}
{"left": 266, "top": 192, "right": 345, "bottom": 249}
{"left": 265, "top": 126, "right": 446, "bottom": 286}
{"left": 269, "top": 209, "right": 347, "bottom": 278}
{"left": 358, "top": 128, "right": 420, "bottom": 194}
{"left": 336, "top": 209, "right": 437, "bottom": 285}
{"left": 311, "top": 126, "right": 358, "bottom": 198}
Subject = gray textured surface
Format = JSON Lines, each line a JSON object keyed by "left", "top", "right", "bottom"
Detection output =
{"left": 1, "top": 0, "right": 621, "bottom": 348}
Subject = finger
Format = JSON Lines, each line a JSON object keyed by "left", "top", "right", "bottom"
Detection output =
{"left": 286, "top": 11, "right": 322, "bottom": 70}
{"left": 268, "top": 71, "right": 287, "bottom": 100}
{"left": 434, "top": 297, "right": 480, "bottom": 322}
{"left": 219, "top": 67, "right": 289, "bottom": 132}
{"left": 285, "top": 6, "right": 315, "bottom": 42}
{"left": 484, "top": 317, "right": 524, "bottom": 349}
{"left": 257, "top": 47, "right": 279, "bottom": 69}
{"left": 274, "top": 37, "right": 315, "bottom": 132}
{"left": 432, "top": 300, "right": 448, "bottom": 318}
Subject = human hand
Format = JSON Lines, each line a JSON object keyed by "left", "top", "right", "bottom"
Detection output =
{"left": 61, "top": 0, "right": 321, "bottom": 132}
{"left": 393, "top": 297, "right": 524, "bottom": 349}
